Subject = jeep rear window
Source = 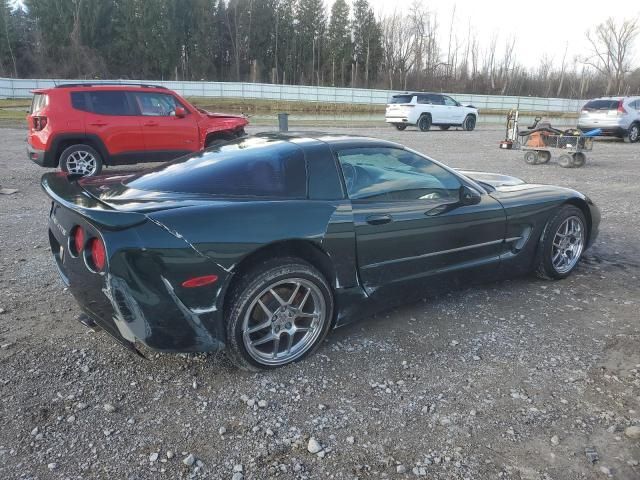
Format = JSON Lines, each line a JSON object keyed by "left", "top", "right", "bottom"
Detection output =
{"left": 71, "top": 92, "right": 88, "bottom": 111}
{"left": 583, "top": 100, "right": 619, "bottom": 110}
{"left": 124, "top": 137, "right": 307, "bottom": 198}
{"left": 390, "top": 95, "right": 414, "bottom": 104}
{"left": 30, "top": 93, "right": 48, "bottom": 113}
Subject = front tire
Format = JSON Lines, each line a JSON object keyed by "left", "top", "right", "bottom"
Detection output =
{"left": 463, "top": 115, "right": 476, "bottom": 131}
{"left": 225, "top": 258, "right": 334, "bottom": 371}
{"left": 535, "top": 205, "right": 587, "bottom": 280}
{"left": 418, "top": 114, "right": 432, "bottom": 132}
{"left": 59, "top": 144, "right": 103, "bottom": 177}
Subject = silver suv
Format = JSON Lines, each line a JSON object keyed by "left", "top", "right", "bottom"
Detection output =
{"left": 578, "top": 97, "right": 640, "bottom": 143}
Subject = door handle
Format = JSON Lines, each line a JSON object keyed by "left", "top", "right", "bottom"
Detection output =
{"left": 143, "top": 121, "right": 159, "bottom": 127}
{"left": 366, "top": 214, "right": 393, "bottom": 225}
{"left": 89, "top": 122, "right": 107, "bottom": 127}
{"left": 425, "top": 204, "right": 449, "bottom": 216}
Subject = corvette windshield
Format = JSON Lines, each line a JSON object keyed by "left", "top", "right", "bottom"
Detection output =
{"left": 125, "top": 137, "right": 306, "bottom": 198}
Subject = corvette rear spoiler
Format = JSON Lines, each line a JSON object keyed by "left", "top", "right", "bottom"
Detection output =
{"left": 41, "top": 173, "right": 147, "bottom": 230}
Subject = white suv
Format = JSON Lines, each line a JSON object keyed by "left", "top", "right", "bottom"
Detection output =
{"left": 385, "top": 92, "right": 478, "bottom": 132}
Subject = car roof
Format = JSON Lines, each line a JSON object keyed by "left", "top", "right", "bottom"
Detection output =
{"left": 255, "top": 131, "right": 404, "bottom": 149}
{"left": 392, "top": 92, "right": 444, "bottom": 97}
{"left": 32, "top": 83, "right": 169, "bottom": 94}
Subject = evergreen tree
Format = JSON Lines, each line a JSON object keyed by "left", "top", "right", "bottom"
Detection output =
{"left": 296, "top": 0, "right": 325, "bottom": 85}
{"left": 327, "top": 0, "right": 350, "bottom": 86}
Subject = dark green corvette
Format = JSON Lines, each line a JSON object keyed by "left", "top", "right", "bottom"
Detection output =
{"left": 42, "top": 133, "right": 600, "bottom": 370}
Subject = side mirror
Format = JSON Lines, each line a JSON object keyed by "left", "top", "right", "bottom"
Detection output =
{"left": 460, "top": 185, "right": 481, "bottom": 206}
{"left": 174, "top": 106, "right": 187, "bottom": 118}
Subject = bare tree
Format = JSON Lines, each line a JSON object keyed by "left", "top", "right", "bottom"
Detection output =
{"left": 585, "top": 17, "right": 639, "bottom": 95}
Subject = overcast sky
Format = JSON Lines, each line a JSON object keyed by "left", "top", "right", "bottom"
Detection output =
{"left": 360, "top": 0, "right": 640, "bottom": 70}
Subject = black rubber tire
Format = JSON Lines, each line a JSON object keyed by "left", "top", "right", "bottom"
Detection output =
{"left": 625, "top": 123, "right": 639, "bottom": 143}
{"left": 224, "top": 258, "right": 334, "bottom": 371}
{"left": 394, "top": 124, "right": 407, "bottom": 131}
{"left": 534, "top": 205, "right": 586, "bottom": 280}
{"left": 205, "top": 136, "right": 229, "bottom": 149}
{"left": 439, "top": 125, "right": 450, "bottom": 131}
{"left": 538, "top": 151, "right": 551, "bottom": 164}
{"left": 418, "top": 114, "right": 432, "bottom": 132}
{"left": 558, "top": 154, "right": 574, "bottom": 168}
{"left": 463, "top": 115, "right": 476, "bottom": 131}
{"left": 572, "top": 152, "right": 586, "bottom": 167}
{"left": 524, "top": 151, "right": 539, "bottom": 165}
{"left": 59, "top": 144, "right": 103, "bottom": 176}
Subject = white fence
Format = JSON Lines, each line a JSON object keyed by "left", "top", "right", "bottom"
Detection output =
{"left": 0, "top": 77, "right": 586, "bottom": 113}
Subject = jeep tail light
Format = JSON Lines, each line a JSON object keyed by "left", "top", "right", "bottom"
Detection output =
{"left": 87, "top": 237, "right": 106, "bottom": 272}
{"left": 617, "top": 101, "right": 627, "bottom": 115}
{"left": 70, "top": 226, "right": 84, "bottom": 256}
{"left": 32, "top": 116, "right": 48, "bottom": 131}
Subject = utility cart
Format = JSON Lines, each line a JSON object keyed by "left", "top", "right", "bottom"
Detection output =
{"left": 521, "top": 134, "right": 593, "bottom": 168}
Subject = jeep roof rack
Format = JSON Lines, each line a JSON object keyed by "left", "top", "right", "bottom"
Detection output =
{"left": 54, "top": 82, "right": 167, "bottom": 89}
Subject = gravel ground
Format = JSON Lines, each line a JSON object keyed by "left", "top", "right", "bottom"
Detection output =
{"left": 0, "top": 125, "right": 639, "bottom": 480}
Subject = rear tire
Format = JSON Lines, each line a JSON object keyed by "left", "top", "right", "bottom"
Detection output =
{"left": 625, "top": 123, "right": 639, "bottom": 143}
{"left": 394, "top": 124, "right": 407, "bottom": 131}
{"left": 558, "top": 154, "right": 574, "bottom": 168}
{"left": 538, "top": 151, "right": 551, "bottom": 164}
{"left": 418, "top": 114, "right": 432, "bottom": 132}
{"left": 524, "top": 151, "right": 539, "bottom": 165}
{"left": 572, "top": 152, "right": 586, "bottom": 167}
{"left": 534, "top": 206, "right": 587, "bottom": 280}
{"left": 59, "top": 144, "right": 103, "bottom": 177}
{"left": 224, "top": 258, "right": 334, "bottom": 371}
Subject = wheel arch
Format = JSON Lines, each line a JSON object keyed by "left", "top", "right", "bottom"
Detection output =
{"left": 51, "top": 133, "right": 110, "bottom": 167}
{"left": 222, "top": 239, "right": 338, "bottom": 316}
{"left": 563, "top": 198, "right": 593, "bottom": 244}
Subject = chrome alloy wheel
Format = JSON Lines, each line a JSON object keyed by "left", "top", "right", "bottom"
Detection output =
{"left": 65, "top": 150, "right": 98, "bottom": 175}
{"left": 551, "top": 215, "right": 585, "bottom": 274}
{"left": 242, "top": 278, "right": 327, "bottom": 366}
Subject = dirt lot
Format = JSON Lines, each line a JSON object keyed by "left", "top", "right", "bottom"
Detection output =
{"left": 0, "top": 125, "right": 639, "bottom": 480}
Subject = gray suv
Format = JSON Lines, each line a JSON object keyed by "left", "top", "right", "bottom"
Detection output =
{"left": 578, "top": 97, "right": 640, "bottom": 143}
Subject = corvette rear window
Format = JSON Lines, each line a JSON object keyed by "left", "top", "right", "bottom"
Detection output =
{"left": 125, "top": 137, "right": 307, "bottom": 198}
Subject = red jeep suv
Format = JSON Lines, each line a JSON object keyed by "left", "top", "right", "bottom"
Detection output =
{"left": 27, "top": 83, "right": 248, "bottom": 176}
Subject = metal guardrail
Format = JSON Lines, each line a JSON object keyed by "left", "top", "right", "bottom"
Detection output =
{"left": 0, "top": 77, "right": 585, "bottom": 113}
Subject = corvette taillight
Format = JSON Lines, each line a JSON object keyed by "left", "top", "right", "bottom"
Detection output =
{"left": 32, "top": 116, "right": 48, "bottom": 131}
{"left": 86, "top": 237, "right": 106, "bottom": 272}
{"left": 70, "top": 226, "right": 84, "bottom": 256}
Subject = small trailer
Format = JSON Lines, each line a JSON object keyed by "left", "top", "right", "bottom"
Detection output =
{"left": 521, "top": 134, "right": 594, "bottom": 168}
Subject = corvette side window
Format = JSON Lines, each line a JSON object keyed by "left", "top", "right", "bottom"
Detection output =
{"left": 337, "top": 148, "right": 461, "bottom": 202}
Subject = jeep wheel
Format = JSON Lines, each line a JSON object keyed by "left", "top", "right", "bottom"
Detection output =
{"left": 418, "top": 115, "right": 432, "bottom": 132}
{"left": 59, "top": 144, "right": 103, "bottom": 177}
{"left": 394, "top": 124, "right": 407, "bottom": 131}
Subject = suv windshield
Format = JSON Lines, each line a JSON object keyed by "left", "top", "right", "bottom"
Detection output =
{"left": 583, "top": 99, "right": 620, "bottom": 110}
{"left": 125, "top": 137, "right": 307, "bottom": 198}
{"left": 390, "top": 95, "right": 414, "bottom": 104}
